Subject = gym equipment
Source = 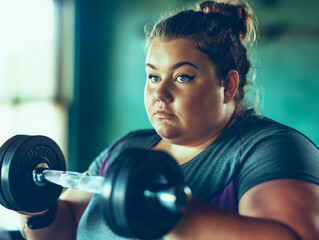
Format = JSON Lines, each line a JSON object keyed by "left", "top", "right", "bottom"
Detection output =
{"left": 0, "top": 135, "right": 65, "bottom": 213}
{"left": 0, "top": 135, "right": 191, "bottom": 239}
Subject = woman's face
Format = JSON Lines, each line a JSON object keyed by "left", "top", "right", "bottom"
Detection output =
{"left": 144, "top": 38, "right": 231, "bottom": 146}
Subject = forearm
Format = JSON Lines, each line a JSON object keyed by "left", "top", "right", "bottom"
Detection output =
{"left": 19, "top": 200, "right": 77, "bottom": 240}
{"left": 165, "top": 199, "right": 301, "bottom": 240}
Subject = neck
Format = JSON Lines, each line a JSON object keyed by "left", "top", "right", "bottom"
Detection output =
{"left": 153, "top": 116, "right": 236, "bottom": 165}
{"left": 154, "top": 139, "right": 211, "bottom": 165}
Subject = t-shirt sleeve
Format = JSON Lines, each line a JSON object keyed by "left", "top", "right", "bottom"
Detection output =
{"left": 237, "top": 129, "right": 319, "bottom": 201}
{"left": 88, "top": 148, "right": 109, "bottom": 176}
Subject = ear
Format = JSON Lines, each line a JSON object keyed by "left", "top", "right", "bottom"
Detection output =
{"left": 224, "top": 70, "right": 239, "bottom": 103}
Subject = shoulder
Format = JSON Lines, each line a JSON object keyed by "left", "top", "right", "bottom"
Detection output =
{"left": 103, "top": 128, "right": 160, "bottom": 162}
{"left": 109, "top": 129, "right": 159, "bottom": 149}
{"left": 236, "top": 110, "right": 319, "bottom": 169}
{"left": 235, "top": 110, "right": 318, "bottom": 150}
{"left": 119, "top": 129, "right": 158, "bottom": 140}
{"left": 235, "top": 111, "right": 319, "bottom": 200}
{"left": 88, "top": 129, "right": 159, "bottom": 175}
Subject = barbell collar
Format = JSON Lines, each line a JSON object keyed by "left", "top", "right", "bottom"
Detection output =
{"left": 144, "top": 185, "right": 192, "bottom": 214}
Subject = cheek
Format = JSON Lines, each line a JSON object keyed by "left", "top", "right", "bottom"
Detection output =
{"left": 174, "top": 92, "right": 203, "bottom": 120}
{"left": 203, "top": 90, "right": 224, "bottom": 109}
{"left": 178, "top": 89, "right": 223, "bottom": 118}
{"left": 144, "top": 86, "right": 153, "bottom": 115}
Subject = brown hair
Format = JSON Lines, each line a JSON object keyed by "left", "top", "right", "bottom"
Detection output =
{"left": 145, "top": 0, "right": 258, "bottom": 116}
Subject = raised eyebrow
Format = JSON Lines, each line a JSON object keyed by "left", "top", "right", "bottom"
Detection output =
{"left": 145, "top": 61, "right": 198, "bottom": 70}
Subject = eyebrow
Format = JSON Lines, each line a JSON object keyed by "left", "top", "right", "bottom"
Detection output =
{"left": 145, "top": 61, "right": 199, "bottom": 70}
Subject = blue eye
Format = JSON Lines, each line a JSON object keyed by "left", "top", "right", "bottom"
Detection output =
{"left": 148, "top": 75, "right": 160, "bottom": 83}
{"left": 176, "top": 75, "right": 195, "bottom": 83}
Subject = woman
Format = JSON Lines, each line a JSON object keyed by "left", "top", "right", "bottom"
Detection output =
{"left": 20, "top": 1, "right": 319, "bottom": 239}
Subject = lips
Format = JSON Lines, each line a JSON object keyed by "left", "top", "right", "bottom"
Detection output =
{"left": 154, "top": 109, "right": 175, "bottom": 118}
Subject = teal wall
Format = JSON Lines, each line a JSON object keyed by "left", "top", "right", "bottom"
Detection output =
{"left": 250, "top": 0, "right": 319, "bottom": 147}
{"left": 257, "top": 40, "right": 319, "bottom": 146}
{"left": 70, "top": 0, "right": 319, "bottom": 171}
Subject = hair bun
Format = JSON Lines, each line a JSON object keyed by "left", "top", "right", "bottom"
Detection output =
{"left": 198, "top": 1, "right": 251, "bottom": 39}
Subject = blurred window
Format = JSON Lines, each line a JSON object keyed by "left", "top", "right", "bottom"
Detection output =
{"left": 0, "top": 0, "right": 68, "bottom": 231}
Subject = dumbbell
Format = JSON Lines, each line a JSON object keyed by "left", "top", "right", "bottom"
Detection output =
{"left": 0, "top": 135, "right": 191, "bottom": 239}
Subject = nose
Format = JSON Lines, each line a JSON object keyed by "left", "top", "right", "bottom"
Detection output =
{"left": 154, "top": 80, "right": 173, "bottom": 103}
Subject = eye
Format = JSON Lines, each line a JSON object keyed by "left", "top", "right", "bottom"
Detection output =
{"left": 148, "top": 75, "right": 161, "bottom": 83}
{"left": 176, "top": 74, "right": 195, "bottom": 83}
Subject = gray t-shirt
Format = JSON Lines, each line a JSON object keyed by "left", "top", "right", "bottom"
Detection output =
{"left": 77, "top": 110, "right": 319, "bottom": 239}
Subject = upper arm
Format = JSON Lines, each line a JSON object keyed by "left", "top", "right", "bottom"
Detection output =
{"left": 239, "top": 179, "right": 319, "bottom": 240}
{"left": 58, "top": 149, "right": 109, "bottom": 225}
{"left": 60, "top": 189, "right": 94, "bottom": 225}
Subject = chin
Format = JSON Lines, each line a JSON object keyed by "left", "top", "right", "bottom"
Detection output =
{"left": 154, "top": 125, "right": 180, "bottom": 140}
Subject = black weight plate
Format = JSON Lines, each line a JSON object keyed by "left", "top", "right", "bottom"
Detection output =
{"left": 126, "top": 149, "right": 184, "bottom": 239}
{"left": 2, "top": 135, "right": 40, "bottom": 210}
{"left": 105, "top": 148, "right": 184, "bottom": 239}
{"left": 0, "top": 135, "right": 24, "bottom": 209}
{"left": 1, "top": 135, "right": 66, "bottom": 213}
{"left": 102, "top": 150, "right": 132, "bottom": 236}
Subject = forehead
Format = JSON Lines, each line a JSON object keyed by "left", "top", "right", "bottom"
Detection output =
{"left": 146, "top": 38, "right": 211, "bottom": 67}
